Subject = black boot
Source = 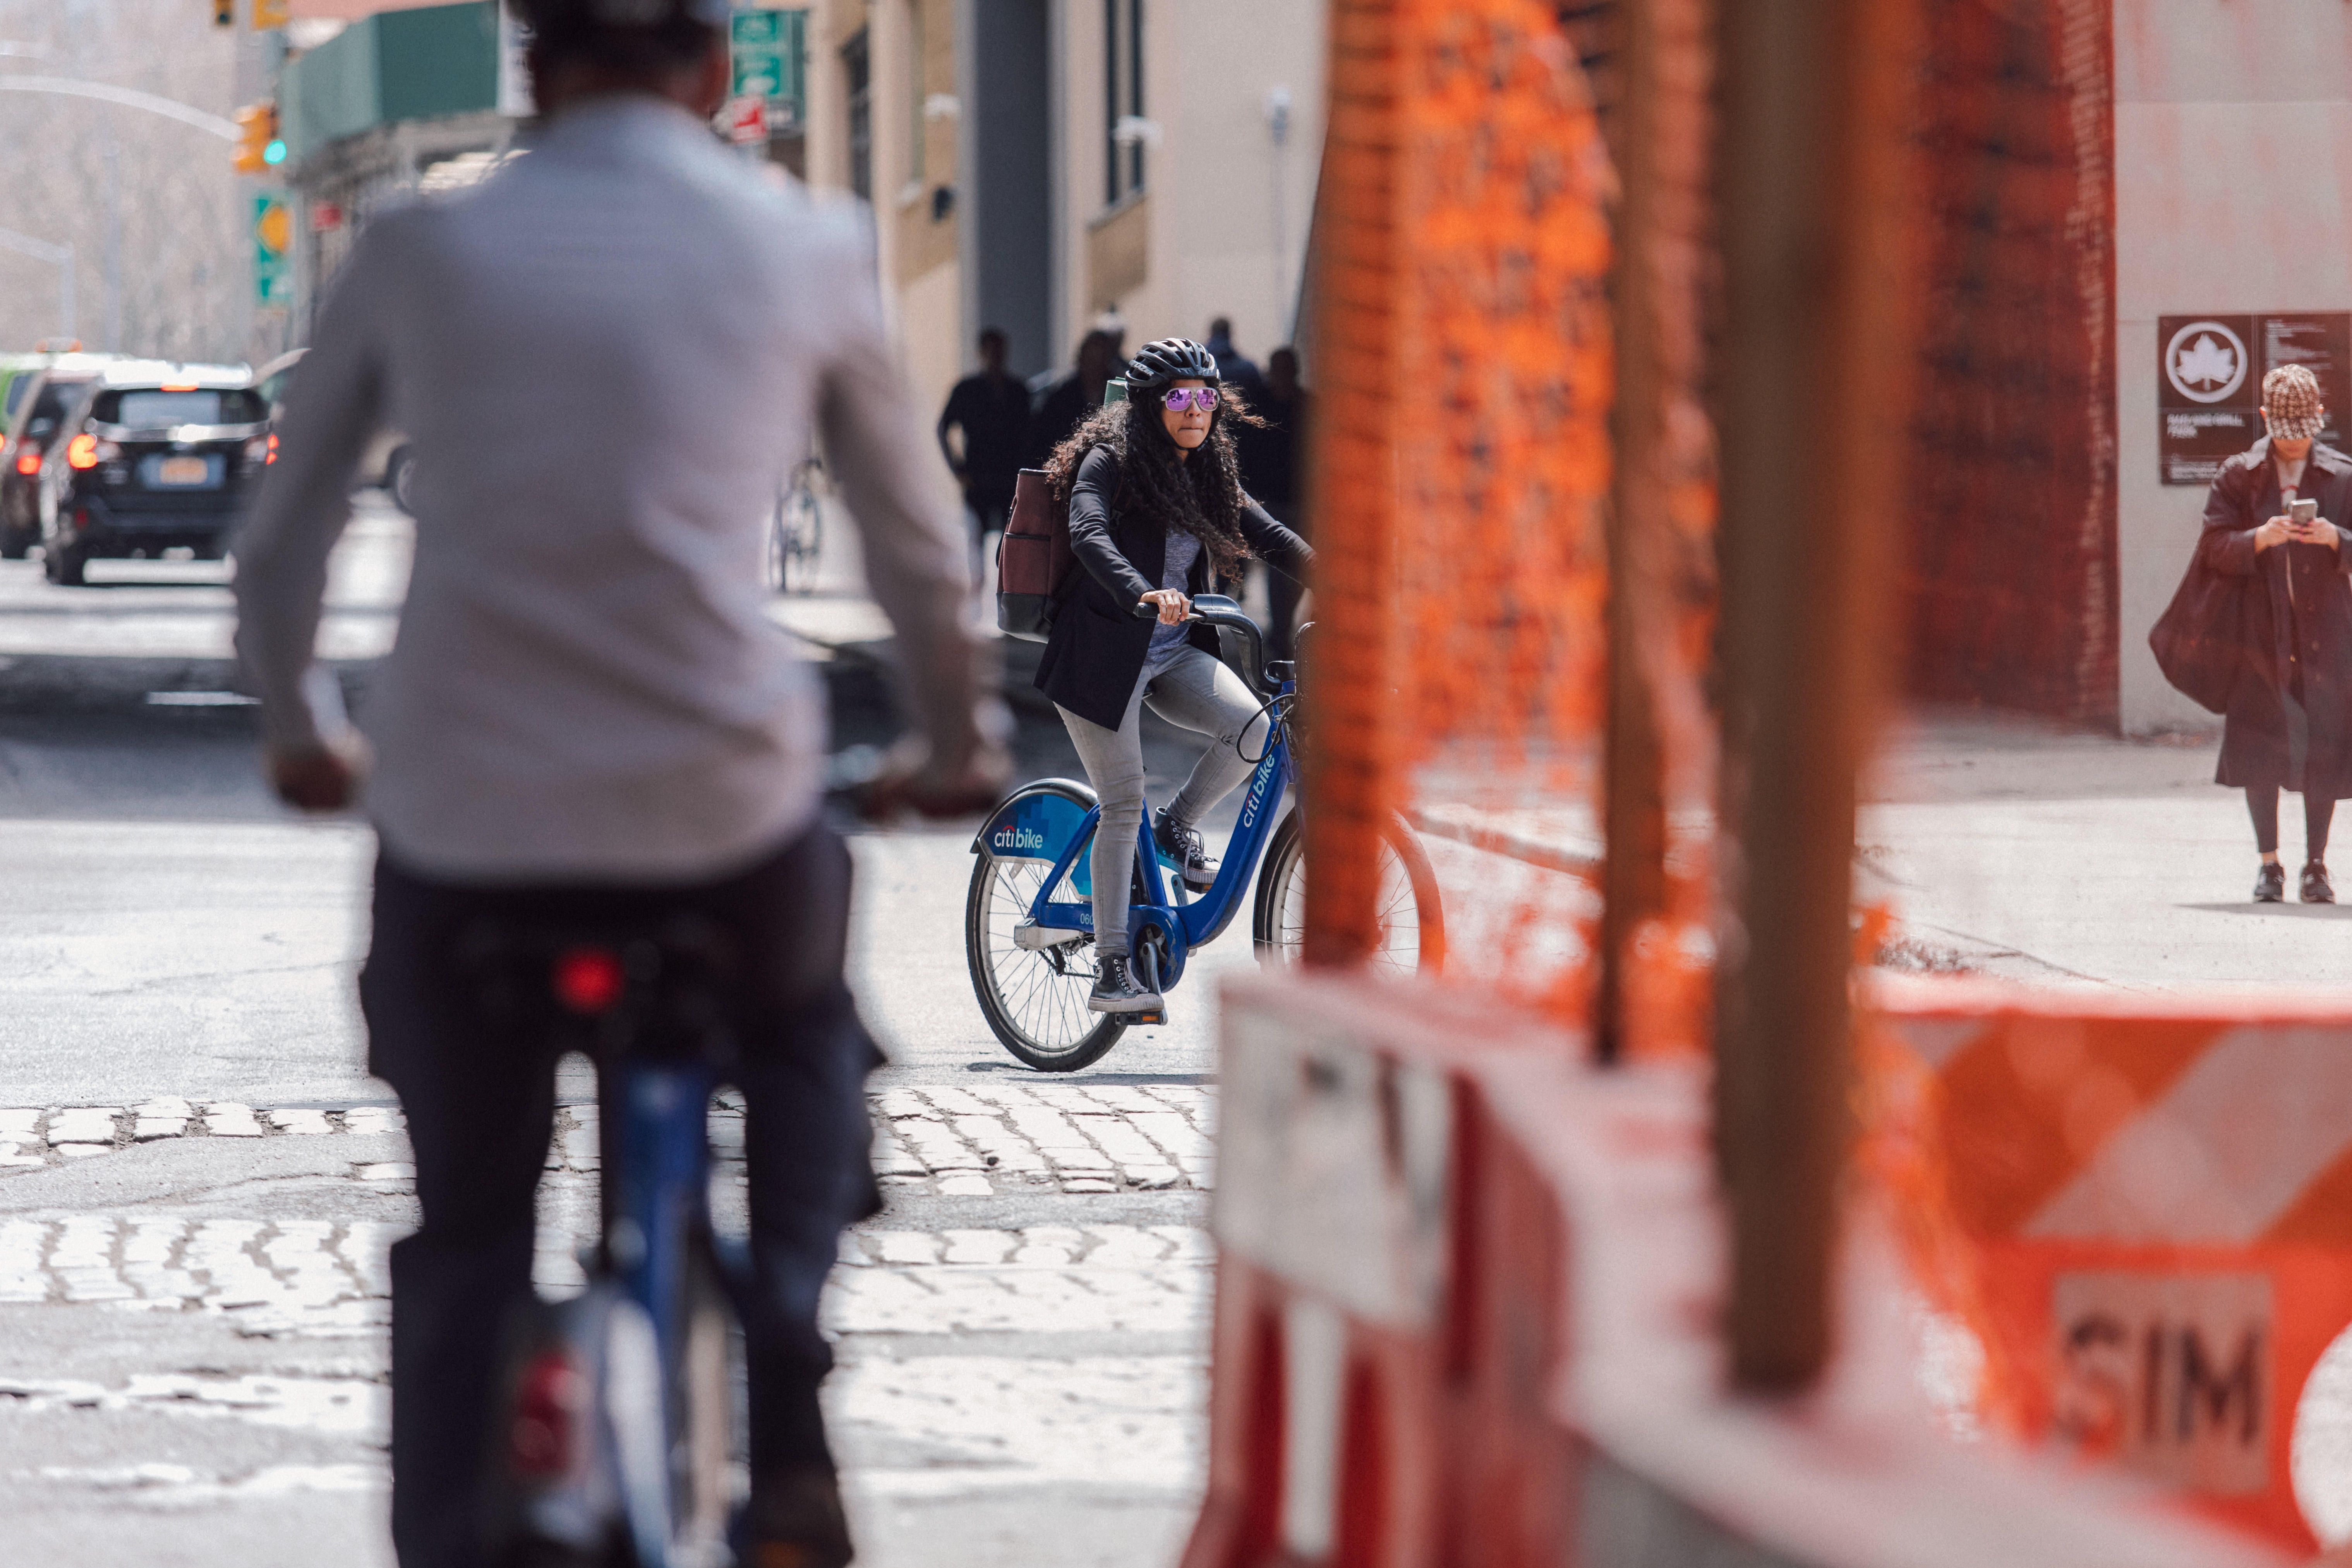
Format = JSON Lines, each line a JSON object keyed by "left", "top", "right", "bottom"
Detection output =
{"left": 2256, "top": 861, "right": 2287, "bottom": 903}
{"left": 1089, "top": 952, "right": 1162, "bottom": 1014}
{"left": 1153, "top": 807, "right": 1216, "bottom": 892}
{"left": 2305, "top": 861, "right": 2335, "bottom": 904}
{"left": 739, "top": 1464, "right": 854, "bottom": 1568}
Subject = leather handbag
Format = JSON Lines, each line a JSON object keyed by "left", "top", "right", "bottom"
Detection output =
{"left": 2148, "top": 539, "right": 2241, "bottom": 714}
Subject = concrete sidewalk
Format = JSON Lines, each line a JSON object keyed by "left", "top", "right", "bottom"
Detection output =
{"left": 1856, "top": 710, "right": 2352, "bottom": 995}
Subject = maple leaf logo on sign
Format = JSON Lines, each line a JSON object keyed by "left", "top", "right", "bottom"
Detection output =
{"left": 2167, "top": 320, "right": 2250, "bottom": 405}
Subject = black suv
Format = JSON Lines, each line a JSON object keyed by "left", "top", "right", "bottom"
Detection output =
{"left": 37, "top": 367, "right": 270, "bottom": 585}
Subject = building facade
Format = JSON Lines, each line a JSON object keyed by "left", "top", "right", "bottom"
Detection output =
{"left": 800, "top": 0, "right": 1326, "bottom": 421}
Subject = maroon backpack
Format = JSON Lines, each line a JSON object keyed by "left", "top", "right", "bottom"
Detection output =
{"left": 995, "top": 468, "right": 1074, "bottom": 642}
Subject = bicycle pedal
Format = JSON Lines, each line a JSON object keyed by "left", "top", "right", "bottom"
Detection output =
{"left": 1135, "top": 1009, "right": 1166, "bottom": 1026}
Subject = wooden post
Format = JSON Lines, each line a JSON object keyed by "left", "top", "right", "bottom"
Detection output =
{"left": 1710, "top": 0, "right": 1918, "bottom": 1391}
{"left": 1599, "top": 0, "right": 1672, "bottom": 1065}
{"left": 1299, "top": 0, "right": 1401, "bottom": 969}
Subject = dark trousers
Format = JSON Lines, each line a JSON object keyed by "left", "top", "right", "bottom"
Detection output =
{"left": 359, "top": 824, "right": 881, "bottom": 1568}
{"left": 2247, "top": 783, "right": 2337, "bottom": 861}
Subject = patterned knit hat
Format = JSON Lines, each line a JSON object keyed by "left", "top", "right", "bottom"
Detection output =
{"left": 2264, "top": 364, "right": 2326, "bottom": 441}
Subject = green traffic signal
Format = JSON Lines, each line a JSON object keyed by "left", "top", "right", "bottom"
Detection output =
{"left": 264, "top": 139, "right": 286, "bottom": 166}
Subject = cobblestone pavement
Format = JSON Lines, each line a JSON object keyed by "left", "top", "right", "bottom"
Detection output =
{"left": 0, "top": 1088, "right": 1218, "bottom": 1567}
{"left": 0, "top": 1199, "right": 1211, "bottom": 1553}
{"left": 0, "top": 1083, "right": 1217, "bottom": 1196}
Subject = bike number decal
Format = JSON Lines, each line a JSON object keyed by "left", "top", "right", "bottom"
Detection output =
{"left": 984, "top": 791, "right": 1094, "bottom": 895}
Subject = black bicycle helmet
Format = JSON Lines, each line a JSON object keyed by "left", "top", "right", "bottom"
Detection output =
{"left": 1123, "top": 338, "right": 1220, "bottom": 390}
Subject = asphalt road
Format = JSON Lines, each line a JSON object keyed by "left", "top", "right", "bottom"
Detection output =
{"left": 0, "top": 498, "right": 1244, "bottom": 1567}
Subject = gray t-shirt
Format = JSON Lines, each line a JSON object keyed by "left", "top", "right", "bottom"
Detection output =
{"left": 1146, "top": 530, "right": 1203, "bottom": 671}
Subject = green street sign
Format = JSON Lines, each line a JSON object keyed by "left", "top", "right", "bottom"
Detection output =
{"left": 254, "top": 194, "right": 291, "bottom": 307}
{"left": 730, "top": 9, "right": 806, "bottom": 127}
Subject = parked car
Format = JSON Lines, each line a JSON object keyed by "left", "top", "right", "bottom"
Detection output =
{"left": 255, "top": 347, "right": 412, "bottom": 513}
{"left": 0, "top": 358, "right": 113, "bottom": 558}
{"left": 0, "top": 340, "right": 95, "bottom": 436}
{"left": 34, "top": 362, "right": 270, "bottom": 585}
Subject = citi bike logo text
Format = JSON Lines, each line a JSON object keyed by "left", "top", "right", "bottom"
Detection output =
{"left": 1239, "top": 757, "right": 1276, "bottom": 830}
{"left": 992, "top": 825, "right": 1047, "bottom": 853}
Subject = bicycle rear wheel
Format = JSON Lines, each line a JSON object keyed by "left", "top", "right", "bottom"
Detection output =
{"left": 966, "top": 794, "right": 1127, "bottom": 1072}
{"left": 1251, "top": 810, "right": 1445, "bottom": 977}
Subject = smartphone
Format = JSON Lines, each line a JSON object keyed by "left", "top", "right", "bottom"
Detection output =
{"left": 2293, "top": 499, "right": 2321, "bottom": 525}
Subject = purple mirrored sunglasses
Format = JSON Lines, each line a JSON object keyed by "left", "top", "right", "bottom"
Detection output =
{"left": 1161, "top": 386, "right": 1220, "bottom": 413}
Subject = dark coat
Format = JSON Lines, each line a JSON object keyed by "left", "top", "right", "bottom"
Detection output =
{"left": 1034, "top": 443, "right": 1311, "bottom": 729}
{"left": 2199, "top": 438, "right": 2352, "bottom": 796}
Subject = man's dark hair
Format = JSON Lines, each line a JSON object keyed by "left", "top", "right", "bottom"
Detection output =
{"left": 1208, "top": 316, "right": 1233, "bottom": 340}
{"left": 513, "top": 0, "right": 726, "bottom": 76}
{"left": 978, "top": 327, "right": 1007, "bottom": 350}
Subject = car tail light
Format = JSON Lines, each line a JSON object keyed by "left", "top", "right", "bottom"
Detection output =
{"left": 508, "top": 1346, "right": 586, "bottom": 1479}
{"left": 552, "top": 947, "right": 626, "bottom": 1014}
{"left": 65, "top": 434, "right": 99, "bottom": 470}
{"left": 12, "top": 451, "right": 35, "bottom": 476}
{"left": 242, "top": 434, "right": 278, "bottom": 469}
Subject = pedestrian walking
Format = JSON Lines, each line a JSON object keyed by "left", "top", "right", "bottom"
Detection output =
{"left": 937, "top": 326, "right": 1030, "bottom": 573}
{"left": 1027, "top": 327, "right": 1121, "bottom": 469}
{"left": 1203, "top": 314, "right": 1267, "bottom": 403}
{"left": 1232, "top": 344, "right": 1311, "bottom": 660}
{"left": 2181, "top": 364, "right": 2352, "bottom": 902}
{"left": 232, "top": 3, "right": 1008, "bottom": 1563}
{"left": 1033, "top": 338, "right": 1311, "bottom": 1013}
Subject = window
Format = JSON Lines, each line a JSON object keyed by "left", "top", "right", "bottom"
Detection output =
{"left": 844, "top": 29, "right": 873, "bottom": 204}
{"left": 1104, "top": 0, "right": 1144, "bottom": 205}
{"left": 98, "top": 388, "right": 266, "bottom": 428}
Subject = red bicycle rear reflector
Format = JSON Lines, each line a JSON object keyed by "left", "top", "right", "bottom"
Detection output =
{"left": 509, "top": 1346, "right": 586, "bottom": 1478}
{"left": 552, "top": 947, "right": 625, "bottom": 1014}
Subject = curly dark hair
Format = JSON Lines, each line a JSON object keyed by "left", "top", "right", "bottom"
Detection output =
{"left": 1042, "top": 384, "right": 1263, "bottom": 580}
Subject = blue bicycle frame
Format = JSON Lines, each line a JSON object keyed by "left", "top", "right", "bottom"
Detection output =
{"left": 1020, "top": 674, "right": 1293, "bottom": 995}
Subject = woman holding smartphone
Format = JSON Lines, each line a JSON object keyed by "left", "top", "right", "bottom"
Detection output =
{"left": 2199, "top": 363, "right": 2352, "bottom": 902}
{"left": 1033, "top": 337, "right": 1311, "bottom": 1012}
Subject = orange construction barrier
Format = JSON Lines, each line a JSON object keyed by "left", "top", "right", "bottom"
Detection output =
{"left": 1187, "top": 973, "right": 2294, "bottom": 1568}
{"left": 1867, "top": 975, "right": 2352, "bottom": 1553}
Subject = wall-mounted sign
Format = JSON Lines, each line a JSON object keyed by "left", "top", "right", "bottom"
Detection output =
{"left": 730, "top": 10, "right": 806, "bottom": 133}
{"left": 2160, "top": 312, "right": 2352, "bottom": 485}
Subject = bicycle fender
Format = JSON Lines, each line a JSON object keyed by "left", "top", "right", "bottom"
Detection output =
{"left": 971, "top": 778, "right": 1098, "bottom": 859}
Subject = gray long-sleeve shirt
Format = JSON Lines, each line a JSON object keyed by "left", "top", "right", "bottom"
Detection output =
{"left": 235, "top": 96, "right": 1000, "bottom": 882}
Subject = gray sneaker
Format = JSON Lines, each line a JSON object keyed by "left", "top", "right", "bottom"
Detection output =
{"left": 1088, "top": 954, "right": 1161, "bottom": 1014}
{"left": 2256, "top": 862, "right": 2287, "bottom": 902}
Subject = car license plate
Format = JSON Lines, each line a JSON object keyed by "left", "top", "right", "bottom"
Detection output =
{"left": 156, "top": 456, "right": 210, "bottom": 486}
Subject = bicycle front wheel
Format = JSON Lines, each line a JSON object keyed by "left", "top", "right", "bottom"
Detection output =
{"left": 1251, "top": 810, "right": 1445, "bottom": 977}
{"left": 781, "top": 489, "right": 822, "bottom": 594}
{"left": 966, "top": 837, "right": 1126, "bottom": 1072}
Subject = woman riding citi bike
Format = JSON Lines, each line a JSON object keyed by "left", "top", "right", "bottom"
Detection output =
{"left": 1031, "top": 337, "right": 1309, "bottom": 1014}
{"left": 963, "top": 338, "right": 1446, "bottom": 1071}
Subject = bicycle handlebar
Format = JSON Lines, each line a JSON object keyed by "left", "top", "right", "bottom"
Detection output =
{"left": 1130, "top": 594, "right": 1280, "bottom": 694}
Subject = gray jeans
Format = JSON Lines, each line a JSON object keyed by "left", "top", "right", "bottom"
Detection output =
{"left": 1057, "top": 646, "right": 1270, "bottom": 957}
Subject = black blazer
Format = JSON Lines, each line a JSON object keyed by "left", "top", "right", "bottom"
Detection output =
{"left": 1034, "top": 443, "right": 1312, "bottom": 729}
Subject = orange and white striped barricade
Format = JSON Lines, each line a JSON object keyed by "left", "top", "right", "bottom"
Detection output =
{"left": 1182, "top": 974, "right": 1587, "bottom": 1568}
{"left": 1866, "top": 974, "right": 2352, "bottom": 1552}
{"left": 1190, "top": 973, "right": 2294, "bottom": 1568}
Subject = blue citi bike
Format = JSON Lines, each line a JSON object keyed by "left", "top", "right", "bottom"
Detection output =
{"left": 462, "top": 913, "right": 757, "bottom": 1568}
{"left": 965, "top": 595, "right": 1446, "bottom": 1071}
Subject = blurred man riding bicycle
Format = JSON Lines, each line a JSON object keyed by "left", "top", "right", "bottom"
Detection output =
{"left": 234, "top": 2, "right": 1007, "bottom": 1563}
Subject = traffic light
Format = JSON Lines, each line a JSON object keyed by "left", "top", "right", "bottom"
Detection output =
{"left": 233, "top": 103, "right": 280, "bottom": 175}
{"left": 253, "top": 0, "right": 289, "bottom": 27}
